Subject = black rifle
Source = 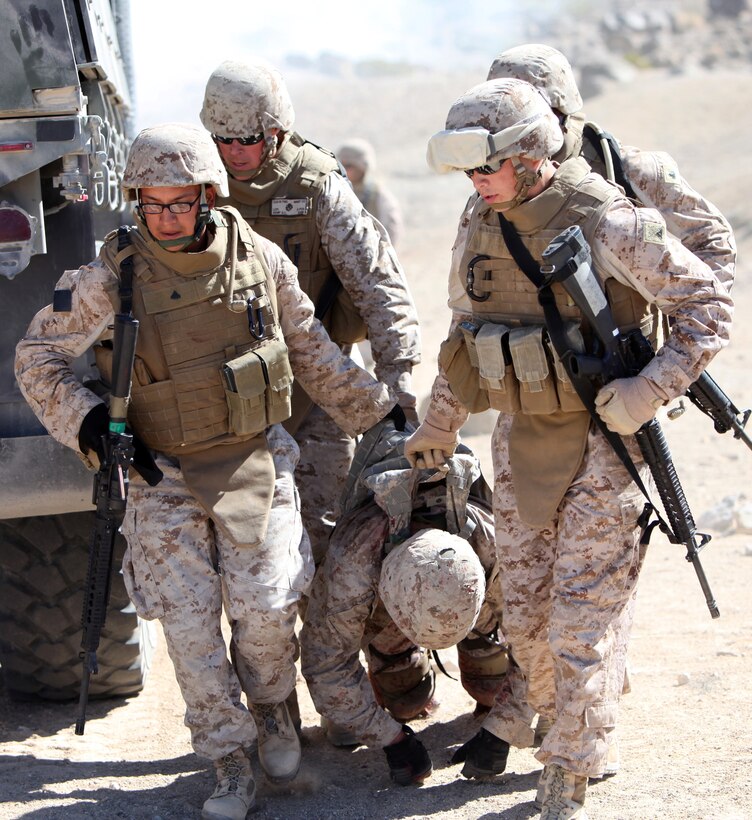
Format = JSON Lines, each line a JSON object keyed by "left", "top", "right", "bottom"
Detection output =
{"left": 539, "top": 225, "right": 720, "bottom": 618}
{"left": 75, "top": 312, "right": 139, "bottom": 734}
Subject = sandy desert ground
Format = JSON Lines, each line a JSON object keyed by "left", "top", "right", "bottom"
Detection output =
{"left": 0, "top": 67, "right": 750, "bottom": 819}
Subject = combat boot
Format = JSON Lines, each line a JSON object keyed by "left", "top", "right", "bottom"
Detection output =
{"left": 251, "top": 701, "right": 301, "bottom": 783}
{"left": 539, "top": 763, "right": 588, "bottom": 819}
{"left": 202, "top": 748, "right": 255, "bottom": 820}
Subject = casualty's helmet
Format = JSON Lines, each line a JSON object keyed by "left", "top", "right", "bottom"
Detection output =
{"left": 378, "top": 529, "right": 485, "bottom": 650}
{"left": 200, "top": 59, "right": 295, "bottom": 138}
{"left": 121, "top": 122, "right": 229, "bottom": 199}
{"left": 487, "top": 44, "right": 583, "bottom": 116}
{"left": 427, "top": 78, "right": 563, "bottom": 175}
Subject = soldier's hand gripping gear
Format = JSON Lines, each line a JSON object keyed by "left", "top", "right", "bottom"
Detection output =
{"left": 200, "top": 59, "right": 420, "bottom": 568}
{"left": 383, "top": 725, "right": 433, "bottom": 786}
{"left": 15, "top": 122, "right": 397, "bottom": 819}
{"left": 416, "top": 76, "right": 732, "bottom": 819}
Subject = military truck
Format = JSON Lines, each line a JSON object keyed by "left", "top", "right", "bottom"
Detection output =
{"left": 0, "top": 0, "right": 155, "bottom": 702}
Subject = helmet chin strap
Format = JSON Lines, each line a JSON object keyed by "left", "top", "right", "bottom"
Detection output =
{"left": 136, "top": 185, "right": 213, "bottom": 250}
{"left": 490, "top": 158, "right": 544, "bottom": 212}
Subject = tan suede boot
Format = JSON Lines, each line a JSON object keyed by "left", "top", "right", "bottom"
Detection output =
{"left": 202, "top": 748, "right": 255, "bottom": 820}
{"left": 539, "top": 763, "right": 588, "bottom": 819}
{"left": 252, "top": 701, "right": 301, "bottom": 783}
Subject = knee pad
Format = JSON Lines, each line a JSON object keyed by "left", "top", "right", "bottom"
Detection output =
{"left": 457, "top": 632, "right": 509, "bottom": 708}
{"left": 368, "top": 647, "right": 438, "bottom": 721}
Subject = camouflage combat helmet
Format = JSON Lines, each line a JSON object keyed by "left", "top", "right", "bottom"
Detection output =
{"left": 443, "top": 78, "right": 562, "bottom": 163}
{"left": 487, "top": 44, "right": 583, "bottom": 116}
{"left": 379, "top": 529, "right": 485, "bottom": 650}
{"left": 200, "top": 59, "right": 295, "bottom": 138}
{"left": 427, "top": 78, "right": 563, "bottom": 211}
{"left": 121, "top": 122, "right": 229, "bottom": 199}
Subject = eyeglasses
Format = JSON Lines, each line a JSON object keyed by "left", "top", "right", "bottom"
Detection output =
{"left": 138, "top": 194, "right": 200, "bottom": 215}
{"left": 212, "top": 133, "right": 264, "bottom": 146}
{"left": 464, "top": 158, "right": 508, "bottom": 178}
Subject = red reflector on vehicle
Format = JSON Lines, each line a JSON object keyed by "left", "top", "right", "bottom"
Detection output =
{"left": 0, "top": 141, "right": 33, "bottom": 152}
{"left": 0, "top": 208, "right": 32, "bottom": 242}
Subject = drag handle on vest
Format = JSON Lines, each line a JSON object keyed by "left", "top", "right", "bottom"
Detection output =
{"left": 76, "top": 314, "right": 139, "bottom": 735}
{"left": 540, "top": 225, "right": 719, "bottom": 619}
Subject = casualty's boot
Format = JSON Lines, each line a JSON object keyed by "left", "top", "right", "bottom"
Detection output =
{"left": 539, "top": 763, "right": 588, "bottom": 820}
{"left": 251, "top": 701, "right": 301, "bottom": 783}
{"left": 202, "top": 748, "right": 256, "bottom": 820}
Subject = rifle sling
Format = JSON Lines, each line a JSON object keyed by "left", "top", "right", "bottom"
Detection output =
{"left": 497, "top": 213, "right": 656, "bottom": 534}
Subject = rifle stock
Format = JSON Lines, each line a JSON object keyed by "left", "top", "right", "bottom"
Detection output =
{"left": 75, "top": 313, "right": 138, "bottom": 735}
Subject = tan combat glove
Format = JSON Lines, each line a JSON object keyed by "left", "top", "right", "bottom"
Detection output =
{"left": 595, "top": 375, "right": 668, "bottom": 435}
{"left": 404, "top": 408, "right": 460, "bottom": 469}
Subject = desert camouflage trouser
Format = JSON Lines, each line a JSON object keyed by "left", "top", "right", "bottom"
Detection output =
{"left": 490, "top": 413, "right": 649, "bottom": 777}
{"left": 120, "top": 424, "right": 313, "bottom": 760}
{"left": 294, "top": 403, "right": 356, "bottom": 565}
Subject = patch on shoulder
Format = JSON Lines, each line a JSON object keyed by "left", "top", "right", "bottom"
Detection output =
{"left": 661, "top": 163, "right": 680, "bottom": 185}
{"left": 642, "top": 221, "right": 666, "bottom": 245}
{"left": 52, "top": 289, "right": 72, "bottom": 312}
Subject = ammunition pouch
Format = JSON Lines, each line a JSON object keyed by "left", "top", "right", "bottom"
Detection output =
{"left": 223, "top": 337, "right": 294, "bottom": 436}
{"left": 439, "top": 319, "right": 586, "bottom": 416}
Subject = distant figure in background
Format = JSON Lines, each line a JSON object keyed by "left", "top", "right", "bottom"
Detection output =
{"left": 337, "top": 138, "right": 404, "bottom": 250}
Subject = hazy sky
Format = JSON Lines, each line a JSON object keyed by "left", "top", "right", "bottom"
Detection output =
{"left": 128, "top": 0, "right": 555, "bottom": 128}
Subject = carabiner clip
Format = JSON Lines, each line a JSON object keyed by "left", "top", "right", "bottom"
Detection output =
{"left": 246, "top": 296, "right": 266, "bottom": 340}
{"left": 466, "top": 254, "right": 491, "bottom": 302}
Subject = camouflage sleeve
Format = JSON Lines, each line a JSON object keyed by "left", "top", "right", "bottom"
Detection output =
{"left": 592, "top": 200, "right": 734, "bottom": 397}
{"left": 316, "top": 172, "right": 421, "bottom": 398}
{"left": 300, "top": 505, "right": 402, "bottom": 748}
{"left": 621, "top": 146, "right": 736, "bottom": 291}
{"left": 14, "top": 260, "right": 116, "bottom": 456}
{"left": 258, "top": 235, "right": 396, "bottom": 437}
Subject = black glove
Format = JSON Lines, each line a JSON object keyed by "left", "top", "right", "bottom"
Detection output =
{"left": 79, "top": 403, "right": 162, "bottom": 486}
{"left": 383, "top": 724, "right": 432, "bottom": 786}
{"left": 78, "top": 403, "right": 109, "bottom": 463}
{"left": 383, "top": 403, "right": 407, "bottom": 432}
{"left": 450, "top": 728, "right": 510, "bottom": 778}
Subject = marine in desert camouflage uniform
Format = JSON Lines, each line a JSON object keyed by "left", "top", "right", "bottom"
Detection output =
{"left": 405, "top": 79, "right": 732, "bottom": 819}
{"left": 485, "top": 42, "right": 737, "bottom": 776}
{"left": 336, "top": 138, "right": 404, "bottom": 250}
{"left": 301, "top": 425, "right": 511, "bottom": 783}
{"left": 199, "top": 59, "right": 420, "bottom": 567}
{"left": 14, "top": 123, "right": 399, "bottom": 820}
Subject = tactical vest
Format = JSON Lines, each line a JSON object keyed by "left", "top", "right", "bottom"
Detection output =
{"left": 219, "top": 132, "right": 339, "bottom": 311}
{"left": 441, "top": 157, "right": 657, "bottom": 417}
{"left": 98, "top": 207, "right": 293, "bottom": 456}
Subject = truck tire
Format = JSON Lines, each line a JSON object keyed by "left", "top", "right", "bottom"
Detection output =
{"left": 0, "top": 511, "right": 156, "bottom": 701}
